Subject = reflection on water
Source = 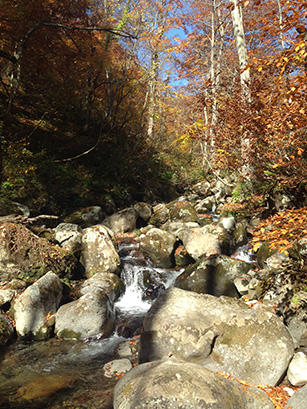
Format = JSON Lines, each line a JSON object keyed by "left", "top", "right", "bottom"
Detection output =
{"left": 0, "top": 238, "right": 182, "bottom": 409}
{"left": 0, "top": 335, "right": 125, "bottom": 409}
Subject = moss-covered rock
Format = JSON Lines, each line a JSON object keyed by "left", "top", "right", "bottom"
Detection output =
{"left": 64, "top": 206, "right": 105, "bottom": 228}
{"left": 174, "top": 256, "right": 241, "bottom": 297}
{"left": 148, "top": 204, "right": 170, "bottom": 227}
{"left": 166, "top": 200, "right": 199, "bottom": 223}
{"left": 0, "top": 223, "right": 78, "bottom": 280}
{"left": 138, "top": 228, "right": 177, "bottom": 268}
{"left": 149, "top": 201, "right": 199, "bottom": 228}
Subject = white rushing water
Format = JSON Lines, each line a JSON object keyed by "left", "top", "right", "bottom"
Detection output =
{"left": 115, "top": 262, "right": 153, "bottom": 315}
{"left": 115, "top": 241, "right": 183, "bottom": 317}
{"left": 232, "top": 244, "right": 256, "bottom": 264}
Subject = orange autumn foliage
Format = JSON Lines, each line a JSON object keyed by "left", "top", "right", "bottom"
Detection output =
{"left": 217, "top": 370, "right": 299, "bottom": 409}
{"left": 251, "top": 207, "right": 307, "bottom": 255}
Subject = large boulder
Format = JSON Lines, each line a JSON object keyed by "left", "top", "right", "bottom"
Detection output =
{"left": 138, "top": 228, "right": 177, "bottom": 268}
{"left": 54, "top": 223, "right": 82, "bottom": 255}
{"left": 11, "top": 271, "right": 62, "bottom": 340}
{"left": 174, "top": 255, "right": 252, "bottom": 297}
{"left": 80, "top": 225, "right": 120, "bottom": 278}
{"left": 166, "top": 200, "right": 199, "bottom": 223}
{"left": 180, "top": 228, "right": 221, "bottom": 260}
{"left": 79, "top": 272, "right": 124, "bottom": 302}
{"left": 55, "top": 289, "right": 114, "bottom": 340}
{"left": 133, "top": 202, "right": 152, "bottom": 223}
{"left": 139, "top": 287, "right": 294, "bottom": 386}
{"left": 103, "top": 208, "right": 139, "bottom": 234}
{"left": 149, "top": 201, "right": 199, "bottom": 227}
{"left": 64, "top": 206, "right": 104, "bottom": 227}
{"left": 0, "top": 223, "right": 78, "bottom": 280}
{"left": 113, "top": 358, "right": 274, "bottom": 409}
{"left": 285, "top": 384, "right": 307, "bottom": 409}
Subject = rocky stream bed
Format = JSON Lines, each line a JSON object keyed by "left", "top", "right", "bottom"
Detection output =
{"left": 0, "top": 180, "right": 307, "bottom": 408}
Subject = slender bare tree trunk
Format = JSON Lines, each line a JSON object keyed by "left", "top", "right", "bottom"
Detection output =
{"left": 146, "top": 1, "right": 167, "bottom": 142}
{"left": 230, "top": 0, "right": 251, "bottom": 100}
{"left": 147, "top": 50, "right": 159, "bottom": 140}
{"left": 230, "top": 0, "right": 253, "bottom": 177}
{"left": 204, "top": 0, "right": 228, "bottom": 170}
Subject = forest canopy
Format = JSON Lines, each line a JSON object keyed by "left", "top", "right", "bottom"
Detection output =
{"left": 1, "top": 0, "right": 307, "bottom": 213}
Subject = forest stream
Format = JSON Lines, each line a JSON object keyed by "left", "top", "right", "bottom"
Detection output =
{"left": 0, "top": 237, "right": 199, "bottom": 409}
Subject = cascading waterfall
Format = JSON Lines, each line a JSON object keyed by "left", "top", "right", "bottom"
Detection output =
{"left": 115, "top": 241, "right": 152, "bottom": 315}
{"left": 115, "top": 240, "right": 183, "bottom": 337}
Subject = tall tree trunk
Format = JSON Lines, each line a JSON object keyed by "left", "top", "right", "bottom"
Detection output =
{"left": 206, "top": 0, "right": 228, "bottom": 168}
{"left": 146, "top": 1, "right": 167, "bottom": 142}
{"left": 147, "top": 50, "right": 159, "bottom": 140}
{"left": 230, "top": 0, "right": 251, "bottom": 100}
{"left": 230, "top": 0, "right": 253, "bottom": 177}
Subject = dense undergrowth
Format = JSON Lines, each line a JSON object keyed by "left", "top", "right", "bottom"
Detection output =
{"left": 0, "top": 90, "right": 202, "bottom": 215}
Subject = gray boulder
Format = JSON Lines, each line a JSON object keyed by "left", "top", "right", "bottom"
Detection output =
{"left": 113, "top": 358, "right": 274, "bottom": 409}
{"left": 79, "top": 272, "right": 124, "bottom": 302}
{"left": 285, "top": 384, "right": 307, "bottom": 409}
{"left": 139, "top": 287, "right": 294, "bottom": 386}
{"left": 161, "top": 221, "right": 200, "bottom": 236}
{"left": 55, "top": 289, "right": 114, "bottom": 340}
{"left": 134, "top": 202, "right": 152, "bottom": 222}
{"left": 174, "top": 255, "right": 252, "bottom": 297}
{"left": 194, "top": 196, "right": 216, "bottom": 213}
{"left": 12, "top": 271, "right": 62, "bottom": 340}
{"left": 54, "top": 223, "right": 82, "bottom": 254}
{"left": 149, "top": 204, "right": 170, "bottom": 227}
{"left": 287, "top": 311, "right": 307, "bottom": 347}
{"left": 80, "top": 225, "right": 120, "bottom": 278}
{"left": 0, "top": 279, "right": 27, "bottom": 307}
{"left": 149, "top": 201, "right": 199, "bottom": 227}
{"left": 138, "top": 228, "right": 177, "bottom": 268}
{"left": 64, "top": 206, "right": 104, "bottom": 227}
{"left": 287, "top": 352, "right": 307, "bottom": 386}
{"left": 180, "top": 228, "right": 221, "bottom": 260}
{"left": 103, "top": 208, "right": 139, "bottom": 234}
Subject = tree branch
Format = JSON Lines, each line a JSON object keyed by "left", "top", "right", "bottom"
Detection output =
{"left": 1, "top": 19, "right": 136, "bottom": 118}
